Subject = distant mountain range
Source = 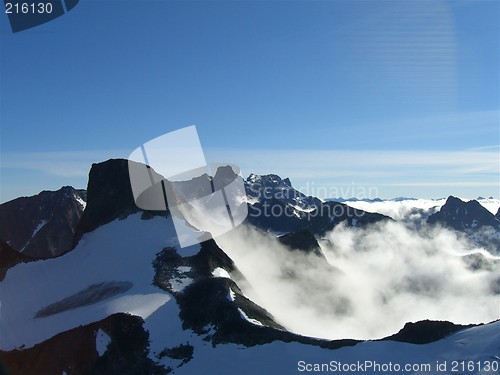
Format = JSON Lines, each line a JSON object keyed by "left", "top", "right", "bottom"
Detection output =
{"left": 0, "top": 159, "right": 499, "bottom": 375}
{"left": 328, "top": 196, "right": 496, "bottom": 203}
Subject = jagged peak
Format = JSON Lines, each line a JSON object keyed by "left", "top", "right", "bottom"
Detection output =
{"left": 73, "top": 159, "right": 141, "bottom": 246}
{"left": 246, "top": 173, "right": 293, "bottom": 187}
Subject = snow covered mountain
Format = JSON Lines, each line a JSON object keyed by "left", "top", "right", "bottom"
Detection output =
{"left": 0, "top": 159, "right": 499, "bottom": 375}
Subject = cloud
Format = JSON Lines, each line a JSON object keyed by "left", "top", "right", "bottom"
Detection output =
{"left": 215, "top": 221, "right": 500, "bottom": 340}
{"left": 0, "top": 150, "right": 129, "bottom": 177}
{"left": 206, "top": 147, "right": 500, "bottom": 178}
{"left": 346, "top": 198, "right": 500, "bottom": 219}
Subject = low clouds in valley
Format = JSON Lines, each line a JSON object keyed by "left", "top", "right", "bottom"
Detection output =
{"left": 216, "top": 220, "right": 500, "bottom": 340}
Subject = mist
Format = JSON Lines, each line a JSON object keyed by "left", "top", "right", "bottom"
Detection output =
{"left": 214, "top": 221, "right": 500, "bottom": 340}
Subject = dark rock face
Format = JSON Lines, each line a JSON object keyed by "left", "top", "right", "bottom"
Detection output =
{"left": 157, "top": 343, "right": 193, "bottom": 367}
{"left": 427, "top": 196, "right": 499, "bottom": 231}
{"left": 277, "top": 230, "right": 325, "bottom": 258}
{"left": 175, "top": 275, "right": 360, "bottom": 350}
{"left": 0, "top": 313, "right": 166, "bottom": 375}
{"left": 152, "top": 239, "right": 359, "bottom": 350}
{"left": 383, "top": 320, "right": 473, "bottom": 344}
{"left": 1, "top": 163, "right": 491, "bottom": 374}
{"left": 244, "top": 174, "right": 390, "bottom": 234}
{"left": 0, "top": 186, "right": 86, "bottom": 258}
{"left": 496, "top": 207, "right": 500, "bottom": 221}
{"left": 427, "top": 196, "right": 500, "bottom": 252}
{"left": 74, "top": 159, "right": 143, "bottom": 246}
{"left": 0, "top": 239, "right": 34, "bottom": 281}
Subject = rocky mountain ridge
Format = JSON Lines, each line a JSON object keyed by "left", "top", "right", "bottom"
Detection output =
{"left": 0, "top": 159, "right": 498, "bottom": 374}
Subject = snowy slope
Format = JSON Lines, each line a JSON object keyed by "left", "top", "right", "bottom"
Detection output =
{"left": 144, "top": 294, "right": 500, "bottom": 375}
{"left": 0, "top": 213, "right": 199, "bottom": 350}
{"left": 1, "top": 182, "right": 499, "bottom": 373}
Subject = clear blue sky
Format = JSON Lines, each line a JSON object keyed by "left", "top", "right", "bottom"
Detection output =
{"left": 1, "top": 0, "right": 499, "bottom": 202}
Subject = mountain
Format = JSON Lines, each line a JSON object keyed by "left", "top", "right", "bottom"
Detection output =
{"left": 245, "top": 173, "right": 390, "bottom": 235}
{"left": 427, "top": 196, "right": 500, "bottom": 231}
{"left": 73, "top": 159, "right": 147, "bottom": 245}
{"left": 0, "top": 159, "right": 499, "bottom": 374}
{"left": 426, "top": 196, "right": 500, "bottom": 253}
{"left": 0, "top": 239, "right": 34, "bottom": 281}
{"left": 0, "top": 186, "right": 86, "bottom": 259}
{"left": 277, "top": 229, "right": 325, "bottom": 258}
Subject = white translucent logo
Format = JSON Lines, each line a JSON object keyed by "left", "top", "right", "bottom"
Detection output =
{"left": 128, "top": 125, "right": 248, "bottom": 247}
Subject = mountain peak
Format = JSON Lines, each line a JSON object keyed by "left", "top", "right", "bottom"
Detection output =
{"left": 0, "top": 186, "right": 86, "bottom": 258}
{"left": 247, "top": 173, "right": 288, "bottom": 186}
{"left": 73, "top": 159, "right": 141, "bottom": 245}
{"left": 427, "top": 195, "right": 499, "bottom": 231}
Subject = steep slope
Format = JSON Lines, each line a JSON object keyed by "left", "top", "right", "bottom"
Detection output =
{"left": 0, "top": 239, "right": 34, "bottom": 281}
{"left": 73, "top": 159, "right": 144, "bottom": 245}
{"left": 244, "top": 173, "right": 390, "bottom": 234}
{"left": 427, "top": 196, "right": 500, "bottom": 252}
{"left": 0, "top": 186, "right": 86, "bottom": 258}
{"left": 1, "top": 160, "right": 498, "bottom": 374}
{"left": 427, "top": 196, "right": 500, "bottom": 231}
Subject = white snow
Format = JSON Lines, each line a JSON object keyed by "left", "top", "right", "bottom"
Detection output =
{"left": 237, "top": 195, "right": 260, "bottom": 205}
{"left": 2, "top": 199, "right": 500, "bottom": 373}
{"left": 169, "top": 277, "right": 193, "bottom": 293}
{"left": 237, "top": 308, "right": 264, "bottom": 327}
{"left": 290, "top": 204, "right": 316, "bottom": 213}
{"left": 31, "top": 220, "right": 48, "bottom": 238}
{"left": 147, "top": 302, "right": 500, "bottom": 375}
{"left": 0, "top": 213, "right": 194, "bottom": 350}
{"left": 168, "top": 266, "right": 194, "bottom": 293}
{"left": 75, "top": 195, "right": 87, "bottom": 210}
{"left": 20, "top": 219, "right": 49, "bottom": 252}
{"left": 95, "top": 329, "right": 111, "bottom": 356}
{"left": 227, "top": 288, "right": 235, "bottom": 302}
{"left": 269, "top": 231, "right": 290, "bottom": 237}
{"left": 212, "top": 267, "right": 231, "bottom": 279}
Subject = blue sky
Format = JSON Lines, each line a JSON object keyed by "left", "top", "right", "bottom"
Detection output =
{"left": 1, "top": 0, "right": 499, "bottom": 202}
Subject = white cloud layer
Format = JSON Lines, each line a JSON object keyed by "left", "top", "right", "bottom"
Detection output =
{"left": 346, "top": 198, "right": 500, "bottom": 220}
{"left": 215, "top": 221, "right": 500, "bottom": 340}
